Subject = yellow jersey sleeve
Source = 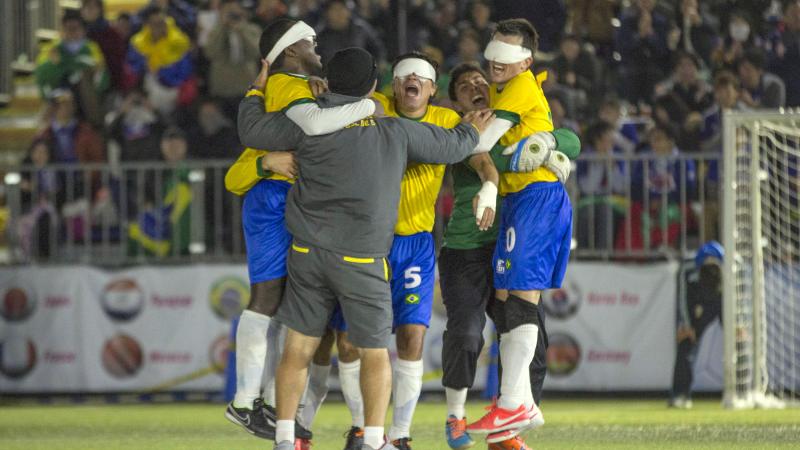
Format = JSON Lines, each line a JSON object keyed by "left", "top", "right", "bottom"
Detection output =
{"left": 224, "top": 148, "right": 267, "bottom": 196}
{"left": 372, "top": 92, "right": 393, "bottom": 115}
{"left": 225, "top": 74, "right": 314, "bottom": 194}
{"left": 490, "top": 71, "right": 557, "bottom": 195}
{"left": 394, "top": 106, "right": 461, "bottom": 235}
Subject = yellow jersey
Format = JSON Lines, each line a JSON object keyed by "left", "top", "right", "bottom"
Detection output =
{"left": 374, "top": 93, "right": 462, "bottom": 235}
{"left": 490, "top": 70, "right": 557, "bottom": 195}
{"left": 224, "top": 73, "right": 315, "bottom": 196}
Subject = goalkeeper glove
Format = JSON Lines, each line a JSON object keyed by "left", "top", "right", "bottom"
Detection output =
{"left": 474, "top": 181, "right": 497, "bottom": 229}
{"left": 544, "top": 150, "right": 572, "bottom": 183}
{"left": 501, "top": 131, "right": 556, "bottom": 173}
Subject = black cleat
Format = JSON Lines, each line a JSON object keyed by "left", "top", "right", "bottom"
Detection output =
{"left": 391, "top": 437, "right": 413, "bottom": 450}
{"left": 296, "top": 421, "right": 313, "bottom": 440}
{"left": 343, "top": 426, "right": 364, "bottom": 450}
{"left": 225, "top": 398, "right": 276, "bottom": 439}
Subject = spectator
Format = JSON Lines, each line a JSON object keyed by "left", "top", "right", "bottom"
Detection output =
{"left": 493, "top": 0, "right": 566, "bottom": 53}
{"left": 566, "top": 0, "right": 617, "bottom": 58}
{"left": 769, "top": 0, "right": 800, "bottom": 106}
{"left": 699, "top": 71, "right": 747, "bottom": 153}
{"left": 137, "top": 0, "right": 197, "bottom": 38}
{"left": 203, "top": 0, "right": 261, "bottom": 116}
{"left": 622, "top": 124, "right": 697, "bottom": 251}
{"left": 655, "top": 52, "right": 713, "bottom": 113}
{"left": 291, "top": 0, "right": 323, "bottom": 27}
{"left": 576, "top": 120, "right": 628, "bottom": 252}
{"left": 316, "top": 0, "right": 386, "bottom": 66}
{"left": 673, "top": 0, "right": 719, "bottom": 66}
{"left": 35, "top": 10, "right": 109, "bottom": 122}
{"left": 251, "top": 0, "right": 290, "bottom": 29}
{"left": 114, "top": 12, "right": 134, "bottom": 41}
{"left": 81, "top": 0, "right": 127, "bottom": 92}
{"left": 711, "top": 10, "right": 763, "bottom": 72}
{"left": 598, "top": 97, "right": 639, "bottom": 154}
{"left": 539, "top": 63, "right": 587, "bottom": 121}
{"left": 737, "top": 48, "right": 786, "bottom": 108}
{"left": 696, "top": 71, "right": 747, "bottom": 240}
{"left": 127, "top": 5, "right": 194, "bottom": 117}
{"left": 552, "top": 34, "right": 600, "bottom": 103}
{"left": 460, "top": 0, "right": 495, "bottom": 46}
{"left": 429, "top": 0, "right": 460, "bottom": 58}
{"left": 107, "top": 89, "right": 165, "bottom": 162}
{"left": 548, "top": 92, "right": 580, "bottom": 132}
{"left": 445, "top": 28, "right": 483, "bottom": 70}
{"left": 616, "top": 0, "right": 672, "bottom": 105}
{"left": 17, "top": 140, "right": 58, "bottom": 258}
{"left": 36, "top": 90, "right": 106, "bottom": 240}
{"left": 188, "top": 99, "right": 239, "bottom": 159}
{"left": 128, "top": 126, "right": 192, "bottom": 257}
{"left": 37, "top": 90, "right": 105, "bottom": 165}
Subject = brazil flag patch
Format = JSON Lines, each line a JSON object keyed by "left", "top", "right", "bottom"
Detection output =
{"left": 405, "top": 293, "right": 420, "bottom": 304}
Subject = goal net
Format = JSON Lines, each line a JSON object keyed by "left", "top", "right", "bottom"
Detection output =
{"left": 722, "top": 110, "right": 800, "bottom": 409}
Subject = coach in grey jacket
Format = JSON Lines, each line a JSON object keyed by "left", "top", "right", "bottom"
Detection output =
{"left": 237, "top": 47, "right": 493, "bottom": 450}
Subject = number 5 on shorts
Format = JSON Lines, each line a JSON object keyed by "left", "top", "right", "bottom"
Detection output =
{"left": 404, "top": 266, "right": 421, "bottom": 289}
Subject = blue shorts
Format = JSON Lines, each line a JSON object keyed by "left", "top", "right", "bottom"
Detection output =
{"left": 493, "top": 182, "right": 572, "bottom": 291}
{"left": 329, "top": 304, "right": 346, "bottom": 332}
{"left": 389, "top": 232, "right": 436, "bottom": 328}
{"left": 242, "top": 180, "right": 292, "bottom": 284}
{"left": 330, "top": 231, "right": 435, "bottom": 331}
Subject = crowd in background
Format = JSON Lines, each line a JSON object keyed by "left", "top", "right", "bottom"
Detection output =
{"left": 10, "top": 0, "right": 800, "bottom": 260}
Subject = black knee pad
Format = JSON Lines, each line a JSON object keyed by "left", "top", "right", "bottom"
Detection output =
{"left": 248, "top": 277, "right": 286, "bottom": 316}
{"left": 443, "top": 331, "right": 484, "bottom": 354}
{"left": 504, "top": 294, "right": 539, "bottom": 331}
{"left": 491, "top": 299, "right": 508, "bottom": 334}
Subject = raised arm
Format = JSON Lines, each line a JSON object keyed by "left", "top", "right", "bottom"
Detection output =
{"left": 284, "top": 99, "right": 376, "bottom": 135}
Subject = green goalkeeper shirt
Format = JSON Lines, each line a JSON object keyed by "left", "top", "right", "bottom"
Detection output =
{"left": 442, "top": 144, "right": 508, "bottom": 250}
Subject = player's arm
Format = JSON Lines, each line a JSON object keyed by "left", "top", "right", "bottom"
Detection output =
{"left": 468, "top": 153, "right": 499, "bottom": 230}
{"left": 224, "top": 149, "right": 297, "bottom": 196}
{"left": 403, "top": 111, "right": 493, "bottom": 164}
{"left": 285, "top": 100, "right": 376, "bottom": 135}
{"left": 475, "top": 118, "right": 514, "bottom": 152}
{"left": 237, "top": 92, "right": 305, "bottom": 150}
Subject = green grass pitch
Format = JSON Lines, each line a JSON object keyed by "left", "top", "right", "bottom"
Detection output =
{"left": 1, "top": 399, "right": 799, "bottom": 449}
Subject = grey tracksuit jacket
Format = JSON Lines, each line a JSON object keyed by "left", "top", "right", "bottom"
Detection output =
{"left": 238, "top": 92, "right": 479, "bottom": 258}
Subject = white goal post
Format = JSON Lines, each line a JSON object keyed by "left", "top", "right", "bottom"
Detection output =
{"left": 722, "top": 109, "right": 800, "bottom": 409}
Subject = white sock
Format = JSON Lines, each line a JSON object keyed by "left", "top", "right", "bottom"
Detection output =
{"left": 275, "top": 419, "right": 294, "bottom": 444}
{"left": 338, "top": 359, "right": 365, "bottom": 428}
{"left": 364, "top": 426, "right": 385, "bottom": 449}
{"left": 233, "top": 310, "right": 271, "bottom": 409}
{"left": 298, "top": 363, "right": 331, "bottom": 428}
{"left": 261, "top": 320, "right": 286, "bottom": 406}
{"left": 445, "top": 387, "right": 468, "bottom": 419}
{"left": 388, "top": 358, "right": 423, "bottom": 441}
{"left": 497, "top": 324, "right": 538, "bottom": 411}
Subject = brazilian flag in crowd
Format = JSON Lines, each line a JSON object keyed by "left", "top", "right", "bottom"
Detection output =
{"left": 128, "top": 167, "right": 191, "bottom": 257}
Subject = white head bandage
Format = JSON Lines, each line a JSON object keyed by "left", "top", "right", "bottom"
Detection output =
{"left": 265, "top": 21, "right": 316, "bottom": 65}
{"left": 393, "top": 58, "right": 437, "bottom": 82}
{"left": 483, "top": 39, "right": 532, "bottom": 64}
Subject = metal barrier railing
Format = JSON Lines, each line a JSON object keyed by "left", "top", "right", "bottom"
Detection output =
{"left": 2, "top": 160, "right": 244, "bottom": 265}
{"left": 568, "top": 152, "right": 721, "bottom": 260}
{"left": 0, "top": 153, "right": 720, "bottom": 266}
